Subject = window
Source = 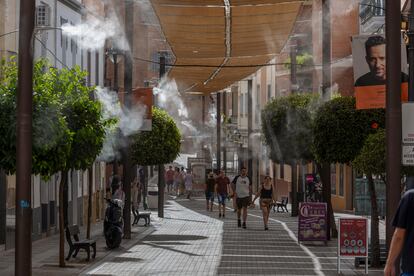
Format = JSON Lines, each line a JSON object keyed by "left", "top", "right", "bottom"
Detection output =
{"left": 331, "top": 164, "right": 337, "bottom": 195}
{"left": 151, "top": 51, "right": 173, "bottom": 73}
{"left": 255, "top": 84, "right": 261, "bottom": 125}
{"left": 60, "top": 17, "right": 68, "bottom": 48}
{"left": 280, "top": 162, "right": 284, "bottom": 179}
{"left": 95, "top": 52, "right": 100, "bottom": 85}
{"left": 267, "top": 84, "right": 271, "bottom": 101}
{"left": 36, "top": 5, "right": 50, "bottom": 27}
{"left": 339, "top": 164, "right": 344, "bottom": 196}
{"left": 240, "top": 93, "right": 244, "bottom": 116}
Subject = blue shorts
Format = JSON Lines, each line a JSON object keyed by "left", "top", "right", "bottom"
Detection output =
{"left": 205, "top": 191, "right": 214, "bottom": 201}
{"left": 217, "top": 194, "right": 227, "bottom": 205}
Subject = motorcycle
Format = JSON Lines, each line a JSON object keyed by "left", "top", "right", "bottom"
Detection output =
{"left": 104, "top": 198, "right": 124, "bottom": 249}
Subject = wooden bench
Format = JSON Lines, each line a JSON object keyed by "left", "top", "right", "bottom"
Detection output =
{"left": 132, "top": 210, "right": 151, "bottom": 226}
{"left": 65, "top": 225, "right": 96, "bottom": 261}
{"left": 273, "top": 196, "right": 289, "bottom": 213}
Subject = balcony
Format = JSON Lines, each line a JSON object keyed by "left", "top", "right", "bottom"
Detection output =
{"left": 359, "top": 0, "right": 385, "bottom": 34}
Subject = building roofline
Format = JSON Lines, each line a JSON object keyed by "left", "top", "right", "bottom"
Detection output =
{"left": 59, "top": 0, "right": 84, "bottom": 13}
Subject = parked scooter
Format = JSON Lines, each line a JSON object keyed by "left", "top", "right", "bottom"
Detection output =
{"left": 104, "top": 198, "right": 124, "bottom": 249}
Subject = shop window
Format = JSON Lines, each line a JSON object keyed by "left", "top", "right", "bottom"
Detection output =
{"left": 331, "top": 164, "right": 337, "bottom": 195}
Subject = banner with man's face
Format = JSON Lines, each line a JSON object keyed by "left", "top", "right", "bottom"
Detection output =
{"left": 352, "top": 35, "right": 408, "bottom": 109}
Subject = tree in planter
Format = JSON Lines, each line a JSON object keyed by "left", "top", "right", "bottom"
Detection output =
{"left": 352, "top": 129, "right": 384, "bottom": 267}
{"left": 261, "top": 94, "right": 316, "bottom": 216}
{"left": 352, "top": 129, "right": 414, "bottom": 267}
{"left": 131, "top": 108, "right": 181, "bottom": 218}
{"left": 313, "top": 96, "right": 385, "bottom": 239}
{"left": 51, "top": 66, "right": 108, "bottom": 267}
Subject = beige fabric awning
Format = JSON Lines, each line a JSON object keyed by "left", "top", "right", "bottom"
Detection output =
{"left": 151, "top": 0, "right": 303, "bottom": 94}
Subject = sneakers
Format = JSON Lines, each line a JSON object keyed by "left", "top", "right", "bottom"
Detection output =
{"left": 219, "top": 213, "right": 222, "bottom": 218}
{"left": 242, "top": 222, "right": 246, "bottom": 229}
{"left": 264, "top": 226, "right": 269, "bottom": 231}
{"left": 237, "top": 220, "right": 241, "bottom": 227}
{"left": 222, "top": 213, "right": 225, "bottom": 218}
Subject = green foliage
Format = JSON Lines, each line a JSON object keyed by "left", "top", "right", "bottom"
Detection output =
{"left": 313, "top": 96, "right": 385, "bottom": 164}
{"left": 261, "top": 94, "right": 317, "bottom": 163}
{"left": 52, "top": 66, "right": 108, "bottom": 171}
{"left": 0, "top": 58, "right": 108, "bottom": 176}
{"left": 131, "top": 108, "right": 181, "bottom": 166}
{"left": 0, "top": 58, "right": 72, "bottom": 176}
{"left": 284, "top": 53, "right": 313, "bottom": 69}
{"left": 352, "top": 129, "right": 386, "bottom": 175}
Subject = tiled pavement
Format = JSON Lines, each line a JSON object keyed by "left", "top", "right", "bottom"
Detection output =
{"left": 0, "top": 196, "right": 386, "bottom": 276}
{"left": 83, "top": 200, "right": 223, "bottom": 276}
{"left": 177, "top": 197, "right": 384, "bottom": 276}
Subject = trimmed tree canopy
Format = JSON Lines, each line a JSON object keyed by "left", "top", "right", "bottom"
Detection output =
{"left": 131, "top": 107, "right": 181, "bottom": 166}
{"left": 261, "top": 94, "right": 316, "bottom": 163}
{"left": 352, "top": 129, "right": 386, "bottom": 175}
{"left": 313, "top": 96, "right": 385, "bottom": 164}
{"left": 0, "top": 58, "right": 72, "bottom": 176}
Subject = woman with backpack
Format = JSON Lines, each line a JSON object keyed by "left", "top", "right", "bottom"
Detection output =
{"left": 252, "top": 175, "right": 275, "bottom": 230}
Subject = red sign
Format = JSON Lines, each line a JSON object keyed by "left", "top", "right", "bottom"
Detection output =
{"left": 339, "top": 218, "right": 368, "bottom": 257}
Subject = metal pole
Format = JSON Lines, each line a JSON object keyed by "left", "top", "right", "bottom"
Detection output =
{"left": 15, "top": 1, "right": 35, "bottom": 275}
{"left": 290, "top": 43, "right": 297, "bottom": 93}
{"left": 121, "top": 0, "right": 134, "bottom": 238}
{"left": 406, "top": 0, "right": 414, "bottom": 190}
{"left": 157, "top": 54, "right": 166, "bottom": 218}
{"left": 216, "top": 92, "right": 221, "bottom": 172}
{"left": 322, "top": 0, "right": 331, "bottom": 99}
{"left": 247, "top": 80, "right": 253, "bottom": 180}
{"left": 112, "top": 52, "right": 119, "bottom": 175}
{"left": 223, "top": 92, "right": 227, "bottom": 173}
{"left": 385, "top": 2, "right": 402, "bottom": 275}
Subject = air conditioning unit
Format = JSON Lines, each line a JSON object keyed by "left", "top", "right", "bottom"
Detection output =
{"left": 35, "top": 5, "right": 51, "bottom": 27}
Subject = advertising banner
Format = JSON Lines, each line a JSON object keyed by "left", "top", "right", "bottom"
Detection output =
{"left": 298, "top": 202, "right": 327, "bottom": 242}
{"left": 338, "top": 218, "right": 368, "bottom": 257}
{"left": 132, "top": 87, "right": 153, "bottom": 131}
{"left": 352, "top": 35, "right": 408, "bottom": 109}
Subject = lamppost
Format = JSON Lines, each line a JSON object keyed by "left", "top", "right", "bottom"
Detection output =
{"left": 106, "top": 47, "right": 122, "bottom": 174}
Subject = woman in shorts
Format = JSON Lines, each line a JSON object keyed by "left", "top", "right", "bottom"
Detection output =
{"left": 252, "top": 176, "right": 275, "bottom": 230}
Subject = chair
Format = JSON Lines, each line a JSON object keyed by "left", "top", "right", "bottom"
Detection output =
{"left": 273, "top": 196, "right": 289, "bottom": 213}
{"left": 65, "top": 225, "right": 96, "bottom": 261}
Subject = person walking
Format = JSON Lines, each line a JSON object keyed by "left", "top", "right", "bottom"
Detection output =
{"left": 252, "top": 176, "right": 275, "bottom": 230}
{"left": 165, "top": 166, "right": 175, "bottom": 194}
{"left": 205, "top": 172, "right": 215, "bottom": 211}
{"left": 173, "top": 167, "right": 180, "bottom": 196}
{"left": 131, "top": 177, "right": 140, "bottom": 225}
{"left": 184, "top": 169, "right": 193, "bottom": 199}
{"left": 215, "top": 169, "right": 230, "bottom": 218}
{"left": 384, "top": 189, "right": 414, "bottom": 276}
{"left": 231, "top": 167, "right": 252, "bottom": 229}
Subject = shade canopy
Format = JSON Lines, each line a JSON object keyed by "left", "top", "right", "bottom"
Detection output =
{"left": 151, "top": 0, "right": 303, "bottom": 94}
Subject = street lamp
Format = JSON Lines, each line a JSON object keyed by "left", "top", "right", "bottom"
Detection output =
{"left": 106, "top": 47, "right": 122, "bottom": 175}
{"left": 106, "top": 47, "right": 122, "bottom": 93}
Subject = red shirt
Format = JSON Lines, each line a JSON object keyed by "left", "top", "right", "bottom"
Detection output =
{"left": 216, "top": 176, "right": 230, "bottom": 194}
{"left": 165, "top": 169, "right": 174, "bottom": 181}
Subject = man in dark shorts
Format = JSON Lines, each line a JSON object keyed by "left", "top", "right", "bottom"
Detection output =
{"left": 231, "top": 167, "right": 252, "bottom": 229}
{"left": 384, "top": 189, "right": 414, "bottom": 276}
{"left": 205, "top": 172, "right": 215, "bottom": 211}
{"left": 215, "top": 169, "right": 230, "bottom": 218}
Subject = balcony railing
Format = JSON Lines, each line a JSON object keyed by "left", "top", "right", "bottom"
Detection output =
{"left": 360, "top": 0, "right": 385, "bottom": 25}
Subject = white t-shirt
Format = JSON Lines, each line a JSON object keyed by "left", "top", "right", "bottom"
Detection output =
{"left": 234, "top": 175, "right": 251, "bottom": 198}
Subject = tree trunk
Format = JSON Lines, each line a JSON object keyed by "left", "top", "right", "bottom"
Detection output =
{"left": 143, "top": 166, "right": 148, "bottom": 210}
{"left": 367, "top": 174, "right": 381, "bottom": 267}
{"left": 87, "top": 166, "right": 93, "bottom": 239}
{"left": 158, "top": 164, "right": 165, "bottom": 218}
{"left": 122, "top": 148, "right": 132, "bottom": 239}
{"left": 59, "top": 170, "right": 68, "bottom": 267}
{"left": 317, "top": 162, "right": 337, "bottom": 240}
{"left": 290, "top": 161, "right": 299, "bottom": 216}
